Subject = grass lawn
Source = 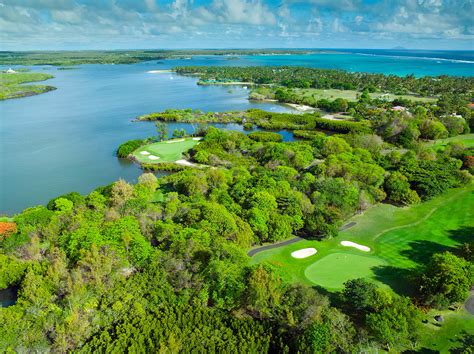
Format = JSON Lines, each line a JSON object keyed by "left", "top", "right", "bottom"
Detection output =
{"left": 426, "top": 133, "right": 474, "bottom": 151}
{"left": 0, "top": 71, "right": 55, "bottom": 100}
{"left": 251, "top": 184, "right": 473, "bottom": 291}
{"left": 132, "top": 137, "right": 200, "bottom": 163}
{"left": 291, "top": 88, "right": 436, "bottom": 103}
{"left": 304, "top": 253, "right": 386, "bottom": 289}
{"left": 418, "top": 307, "right": 474, "bottom": 352}
{"left": 252, "top": 184, "right": 473, "bottom": 351}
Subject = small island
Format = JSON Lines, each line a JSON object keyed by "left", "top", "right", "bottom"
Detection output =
{"left": 0, "top": 69, "right": 56, "bottom": 100}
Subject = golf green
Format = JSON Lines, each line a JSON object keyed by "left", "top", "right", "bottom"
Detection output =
{"left": 304, "top": 253, "right": 386, "bottom": 290}
{"left": 133, "top": 138, "right": 200, "bottom": 163}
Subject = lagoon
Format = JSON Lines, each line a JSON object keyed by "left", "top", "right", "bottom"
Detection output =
{"left": 0, "top": 61, "right": 292, "bottom": 214}
{"left": 1, "top": 50, "right": 472, "bottom": 214}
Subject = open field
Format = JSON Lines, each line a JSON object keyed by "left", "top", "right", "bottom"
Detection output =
{"left": 132, "top": 137, "right": 200, "bottom": 163}
{"left": 426, "top": 133, "right": 474, "bottom": 150}
{"left": 291, "top": 88, "right": 437, "bottom": 103}
{"left": 419, "top": 307, "right": 474, "bottom": 352}
{"left": 0, "top": 71, "right": 55, "bottom": 100}
{"left": 251, "top": 184, "right": 473, "bottom": 292}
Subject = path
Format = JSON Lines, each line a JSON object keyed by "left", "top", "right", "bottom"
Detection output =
{"left": 247, "top": 222, "right": 357, "bottom": 257}
{"left": 247, "top": 237, "right": 303, "bottom": 257}
{"left": 465, "top": 290, "right": 474, "bottom": 315}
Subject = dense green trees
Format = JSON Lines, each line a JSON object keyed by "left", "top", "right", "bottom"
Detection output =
{"left": 177, "top": 66, "right": 473, "bottom": 96}
{"left": 116, "top": 139, "right": 145, "bottom": 158}
{"left": 420, "top": 252, "right": 472, "bottom": 307}
{"left": 1, "top": 119, "right": 472, "bottom": 352}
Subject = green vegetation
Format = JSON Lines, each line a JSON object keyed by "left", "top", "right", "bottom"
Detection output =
{"left": 116, "top": 139, "right": 146, "bottom": 158}
{"left": 251, "top": 184, "right": 473, "bottom": 290}
{"left": 176, "top": 66, "right": 473, "bottom": 96}
{"left": 0, "top": 71, "right": 55, "bottom": 100}
{"left": 132, "top": 137, "right": 201, "bottom": 163}
{"left": 304, "top": 253, "right": 386, "bottom": 289}
{"left": 428, "top": 133, "right": 474, "bottom": 150}
{"left": 138, "top": 108, "right": 371, "bottom": 134}
{"left": 252, "top": 86, "right": 437, "bottom": 103}
{"left": 2, "top": 121, "right": 472, "bottom": 351}
{"left": 0, "top": 49, "right": 316, "bottom": 66}
{"left": 176, "top": 66, "right": 473, "bottom": 149}
{"left": 2, "top": 63, "right": 473, "bottom": 352}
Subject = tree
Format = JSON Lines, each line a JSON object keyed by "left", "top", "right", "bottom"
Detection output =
{"left": 366, "top": 296, "right": 422, "bottom": 351}
{"left": 110, "top": 179, "right": 134, "bottom": 207}
{"left": 420, "top": 252, "right": 471, "bottom": 307}
{"left": 419, "top": 119, "right": 448, "bottom": 140}
{"left": 155, "top": 121, "right": 168, "bottom": 141}
{"left": 384, "top": 171, "right": 420, "bottom": 205}
{"left": 53, "top": 198, "right": 74, "bottom": 213}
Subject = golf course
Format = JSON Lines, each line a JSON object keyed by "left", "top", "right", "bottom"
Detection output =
{"left": 251, "top": 184, "right": 474, "bottom": 351}
{"left": 132, "top": 137, "right": 201, "bottom": 164}
{"left": 427, "top": 133, "right": 474, "bottom": 151}
{"left": 251, "top": 184, "right": 473, "bottom": 292}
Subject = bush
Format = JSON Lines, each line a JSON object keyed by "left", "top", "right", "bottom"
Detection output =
{"left": 117, "top": 139, "right": 145, "bottom": 158}
{"left": 314, "top": 117, "right": 372, "bottom": 134}
{"left": 248, "top": 131, "right": 283, "bottom": 142}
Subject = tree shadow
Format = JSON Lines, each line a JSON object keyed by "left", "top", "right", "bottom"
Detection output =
{"left": 372, "top": 265, "right": 418, "bottom": 296}
{"left": 447, "top": 226, "right": 474, "bottom": 246}
{"left": 374, "top": 225, "right": 474, "bottom": 296}
{"left": 400, "top": 240, "right": 457, "bottom": 265}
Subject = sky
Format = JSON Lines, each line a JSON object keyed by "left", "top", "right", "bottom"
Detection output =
{"left": 1, "top": 0, "right": 473, "bottom": 50}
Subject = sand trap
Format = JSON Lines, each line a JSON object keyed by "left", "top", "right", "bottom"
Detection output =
{"left": 148, "top": 155, "right": 160, "bottom": 160}
{"left": 192, "top": 137, "right": 202, "bottom": 141}
{"left": 140, "top": 151, "right": 150, "bottom": 155}
{"left": 175, "top": 159, "right": 196, "bottom": 166}
{"left": 340, "top": 241, "right": 370, "bottom": 252}
{"left": 166, "top": 139, "right": 185, "bottom": 144}
{"left": 147, "top": 70, "right": 172, "bottom": 74}
{"left": 291, "top": 248, "right": 317, "bottom": 259}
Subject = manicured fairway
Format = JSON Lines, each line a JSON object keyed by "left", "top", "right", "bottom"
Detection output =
{"left": 304, "top": 253, "right": 385, "bottom": 289}
{"left": 251, "top": 184, "right": 473, "bottom": 351}
{"left": 251, "top": 184, "right": 474, "bottom": 291}
{"left": 132, "top": 138, "right": 200, "bottom": 163}
{"left": 291, "top": 88, "right": 436, "bottom": 103}
{"left": 426, "top": 133, "right": 474, "bottom": 151}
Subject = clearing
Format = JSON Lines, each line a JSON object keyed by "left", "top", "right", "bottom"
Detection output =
{"left": 426, "top": 133, "right": 474, "bottom": 151}
{"left": 291, "top": 88, "right": 437, "bottom": 103}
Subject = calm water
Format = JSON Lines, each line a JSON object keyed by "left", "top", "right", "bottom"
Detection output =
{"left": 1, "top": 51, "right": 473, "bottom": 214}
{"left": 0, "top": 287, "right": 17, "bottom": 307}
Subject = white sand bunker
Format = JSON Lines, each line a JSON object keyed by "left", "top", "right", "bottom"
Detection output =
{"left": 192, "top": 137, "right": 202, "bottom": 141}
{"left": 140, "top": 151, "right": 150, "bottom": 155}
{"left": 166, "top": 139, "right": 185, "bottom": 144}
{"left": 340, "top": 241, "right": 371, "bottom": 252}
{"left": 175, "top": 159, "right": 196, "bottom": 166}
{"left": 291, "top": 248, "right": 317, "bottom": 259}
{"left": 148, "top": 155, "right": 160, "bottom": 160}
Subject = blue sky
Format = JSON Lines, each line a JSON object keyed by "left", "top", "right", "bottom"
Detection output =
{"left": 1, "top": 0, "right": 473, "bottom": 50}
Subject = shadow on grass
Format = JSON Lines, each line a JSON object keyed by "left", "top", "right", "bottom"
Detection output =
{"left": 401, "top": 240, "right": 457, "bottom": 265}
{"left": 373, "top": 265, "right": 418, "bottom": 296}
{"left": 373, "top": 226, "right": 473, "bottom": 296}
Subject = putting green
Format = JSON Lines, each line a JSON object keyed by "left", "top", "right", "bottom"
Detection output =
{"left": 133, "top": 138, "right": 200, "bottom": 163}
{"left": 304, "top": 253, "right": 386, "bottom": 290}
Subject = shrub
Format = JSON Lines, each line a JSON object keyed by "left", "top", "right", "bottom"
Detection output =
{"left": 248, "top": 131, "right": 283, "bottom": 142}
{"left": 117, "top": 139, "right": 145, "bottom": 158}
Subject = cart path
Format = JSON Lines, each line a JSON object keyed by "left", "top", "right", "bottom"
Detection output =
{"left": 248, "top": 222, "right": 357, "bottom": 257}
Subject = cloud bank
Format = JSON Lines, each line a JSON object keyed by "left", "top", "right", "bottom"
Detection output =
{"left": 1, "top": 0, "right": 472, "bottom": 50}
